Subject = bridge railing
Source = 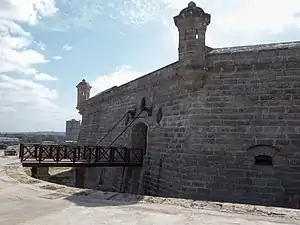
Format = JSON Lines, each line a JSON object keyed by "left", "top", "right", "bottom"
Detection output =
{"left": 19, "top": 143, "right": 143, "bottom": 167}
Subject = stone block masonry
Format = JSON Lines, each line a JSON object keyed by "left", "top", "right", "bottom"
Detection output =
{"left": 77, "top": 46, "right": 300, "bottom": 208}
{"left": 76, "top": 2, "right": 300, "bottom": 209}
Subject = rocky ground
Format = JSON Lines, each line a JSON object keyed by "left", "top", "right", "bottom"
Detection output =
{"left": 1, "top": 152, "right": 300, "bottom": 224}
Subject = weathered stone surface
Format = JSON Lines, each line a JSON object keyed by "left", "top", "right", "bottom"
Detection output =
{"left": 76, "top": 2, "right": 300, "bottom": 209}
{"left": 31, "top": 167, "right": 49, "bottom": 180}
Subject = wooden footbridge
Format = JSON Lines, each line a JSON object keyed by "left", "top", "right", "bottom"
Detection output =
{"left": 19, "top": 143, "right": 143, "bottom": 167}
{"left": 19, "top": 98, "right": 155, "bottom": 168}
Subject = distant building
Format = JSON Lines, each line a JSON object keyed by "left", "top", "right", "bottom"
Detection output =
{"left": 41, "top": 141, "right": 56, "bottom": 145}
{"left": 65, "top": 119, "right": 81, "bottom": 141}
{"left": 0, "top": 137, "right": 20, "bottom": 145}
{"left": 0, "top": 143, "right": 7, "bottom": 149}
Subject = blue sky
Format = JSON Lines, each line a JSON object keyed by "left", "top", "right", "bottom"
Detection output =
{"left": 1, "top": 0, "right": 300, "bottom": 132}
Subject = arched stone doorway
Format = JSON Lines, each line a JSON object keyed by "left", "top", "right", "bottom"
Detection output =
{"left": 122, "top": 122, "right": 148, "bottom": 194}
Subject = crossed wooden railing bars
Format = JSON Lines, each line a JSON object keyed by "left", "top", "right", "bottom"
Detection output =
{"left": 19, "top": 143, "right": 143, "bottom": 167}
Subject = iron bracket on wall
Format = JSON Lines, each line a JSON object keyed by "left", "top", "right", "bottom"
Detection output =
{"left": 125, "top": 108, "right": 137, "bottom": 126}
{"left": 97, "top": 108, "right": 137, "bottom": 146}
{"left": 156, "top": 107, "right": 162, "bottom": 124}
{"left": 140, "top": 97, "right": 152, "bottom": 116}
{"left": 128, "top": 108, "right": 136, "bottom": 118}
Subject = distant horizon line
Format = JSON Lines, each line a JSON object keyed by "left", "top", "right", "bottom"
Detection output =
{"left": 0, "top": 131, "right": 66, "bottom": 134}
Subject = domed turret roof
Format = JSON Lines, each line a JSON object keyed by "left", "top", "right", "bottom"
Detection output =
{"left": 76, "top": 79, "right": 91, "bottom": 88}
{"left": 180, "top": 1, "right": 205, "bottom": 14}
{"left": 188, "top": 1, "right": 196, "bottom": 7}
{"left": 174, "top": 1, "right": 210, "bottom": 27}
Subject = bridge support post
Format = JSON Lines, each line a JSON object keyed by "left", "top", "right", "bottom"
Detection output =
{"left": 31, "top": 167, "right": 49, "bottom": 179}
{"left": 74, "top": 168, "right": 85, "bottom": 188}
{"left": 84, "top": 167, "right": 102, "bottom": 189}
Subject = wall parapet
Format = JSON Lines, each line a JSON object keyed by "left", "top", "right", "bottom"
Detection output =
{"left": 87, "top": 62, "right": 179, "bottom": 106}
{"left": 207, "top": 58, "right": 300, "bottom": 73}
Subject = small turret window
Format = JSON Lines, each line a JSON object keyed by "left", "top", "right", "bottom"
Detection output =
{"left": 195, "top": 29, "right": 199, "bottom": 39}
{"left": 255, "top": 155, "right": 273, "bottom": 166}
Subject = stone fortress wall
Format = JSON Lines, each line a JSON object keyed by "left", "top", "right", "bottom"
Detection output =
{"left": 76, "top": 2, "right": 300, "bottom": 208}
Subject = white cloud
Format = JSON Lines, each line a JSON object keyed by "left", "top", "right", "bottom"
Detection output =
{"left": 34, "top": 72, "right": 58, "bottom": 81}
{"left": 0, "top": 74, "right": 57, "bottom": 99}
{"left": 62, "top": 44, "right": 72, "bottom": 51}
{"left": 166, "top": 0, "right": 300, "bottom": 47}
{"left": 91, "top": 65, "right": 145, "bottom": 96}
{"left": 53, "top": 55, "right": 62, "bottom": 60}
{"left": 0, "top": 106, "right": 16, "bottom": 113}
{"left": 0, "top": 74, "right": 78, "bottom": 132}
{"left": 48, "top": 0, "right": 300, "bottom": 47}
{"left": 0, "top": 74, "right": 58, "bottom": 117}
{"left": 0, "top": 26, "right": 49, "bottom": 74}
{"left": 22, "top": 68, "right": 57, "bottom": 81}
{"left": 0, "top": 0, "right": 58, "bottom": 25}
{"left": 162, "top": 0, "right": 300, "bottom": 31}
{"left": 0, "top": 19, "right": 31, "bottom": 37}
{"left": 0, "top": 0, "right": 75, "bottom": 132}
{"left": 36, "top": 41, "right": 46, "bottom": 51}
{"left": 220, "top": 1, "right": 300, "bottom": 33}
{"left": 41, "top": 0, "right": 300, "bottom": 47}
{"left": 42, "top": 0, "right": 170, "bottom": 30}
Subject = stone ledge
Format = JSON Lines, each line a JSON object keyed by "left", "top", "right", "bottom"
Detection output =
{"left": 4, "top": 163, "right": 300, "bottom": 219}
{"left": 108, "top": 194, "right": 300, "bottom": 219}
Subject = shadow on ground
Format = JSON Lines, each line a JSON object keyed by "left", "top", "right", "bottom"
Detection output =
{"left": 24, "top": 167, "right": 76, "bottom": 187}
{"left": 22, "top": 166, "right": 146, "bottom": 207}
{"left": 63, "top": 191, "right": 149, "bottom": 207}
